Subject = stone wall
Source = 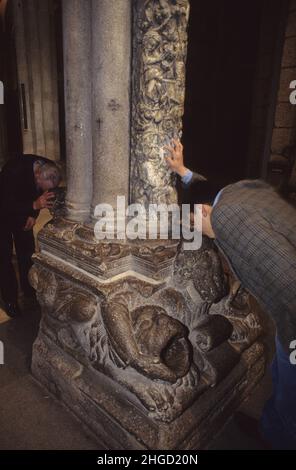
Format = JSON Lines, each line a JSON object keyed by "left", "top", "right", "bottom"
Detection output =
{"left": 247, "top": 0, "right": 287, "bottom": 178}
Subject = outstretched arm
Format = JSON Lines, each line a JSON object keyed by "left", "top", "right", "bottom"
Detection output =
{"left": 164, "top": 139, "right": 206, "bottom": 187}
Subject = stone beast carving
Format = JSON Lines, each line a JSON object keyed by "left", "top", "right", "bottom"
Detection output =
{"left": 30, "top": 263, "right": 192, "bottom": 384}
{"left": 101, "top": 301, "right": 191, "bottom": 383}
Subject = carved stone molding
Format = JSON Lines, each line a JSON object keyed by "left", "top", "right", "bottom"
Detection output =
{"left": 30, "top": 229, "right": 266, "bottom": 430}
{"left": 38, "top": 216, "right": 180, "bottom": 280}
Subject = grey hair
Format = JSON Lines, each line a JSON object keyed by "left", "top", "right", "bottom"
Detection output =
{"left": 36, "top": 160, "right": 61, "bottom": 187}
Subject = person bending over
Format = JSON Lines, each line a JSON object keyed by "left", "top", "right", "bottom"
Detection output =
{"left": 0, "top": 154, "right": 61, "bottom": 317}
{"left": 165, "top": 139, "right": 296, "bottom": 450}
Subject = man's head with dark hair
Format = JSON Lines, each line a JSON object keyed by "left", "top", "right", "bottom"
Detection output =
{"left": 163, "top": 138, "right": 221, "bottom": 239}
{"left": 182, "top": 180, "right": 224, "bottom": 239}
{"left": 183, "top": 180, "right": 224, "bottom": 211}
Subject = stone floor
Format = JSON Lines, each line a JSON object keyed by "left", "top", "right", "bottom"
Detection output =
{"left": 0, "top": 299, "right": 273, "bottom": 450}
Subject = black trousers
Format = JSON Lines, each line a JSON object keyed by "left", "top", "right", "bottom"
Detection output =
{"left": 0, "top": 223, "right": 35, "bottom": 303}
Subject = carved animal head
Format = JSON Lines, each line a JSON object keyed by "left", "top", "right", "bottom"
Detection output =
{"left": 132, "top": 305, "right": 191, "bottom": 378}
{"left": 174, "top": 239, "right": 228, "bottom": 303}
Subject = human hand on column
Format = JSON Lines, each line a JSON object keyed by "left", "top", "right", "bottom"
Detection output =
{"left": 33, "top": 191, "right": 56, "bottom": 210}
{"left": 164, "top": 139, "right": 189, "bottom": 177}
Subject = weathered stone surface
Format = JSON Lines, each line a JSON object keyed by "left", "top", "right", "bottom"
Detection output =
{"left": 271, "top": 127, "right": 295, "bottom": 154}
{"left": 130, "top": 0, "right": 190, "bottom": 207}
{"left": 31, "top": 327, "right": 265, "bottom": 449}
{"left": 63, "top": 0, "right": 93, "bottom": 221}
{"left": 37, "top": 216, "right": 180, "bottom": 279}
{"left": 30, "top": 217, "right": 266, "bottom": 447}
{"left": 275, "top": 102, "right": 296, "bottom": 128}
{"left": 30, "top": 0, "right": 267, "bottom": 450}
{"left": 278, "top": 67, "right": 296, "bottom": 102}
{"left": 282, "top": 36, "right": 296, "bottom": 68}
{"left": 91, "top": 0, "right": 131, "bottom": 213}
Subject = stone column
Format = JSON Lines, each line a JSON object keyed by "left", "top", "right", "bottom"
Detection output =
{"left": 130, "top": 0, "right": 190, "bottom": 208}
{"left": 91, "top": 0, "right": 131, "bottom": 215}
{"left": 63, "top": 0, "right": 92, "bottom": 221}
{"left": 30, "top": 0, "right": 267, "bottom": 450}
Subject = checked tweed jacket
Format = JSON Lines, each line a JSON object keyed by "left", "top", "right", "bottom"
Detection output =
{"left": 190, "top": 175, "right": 296, "bottom": 351}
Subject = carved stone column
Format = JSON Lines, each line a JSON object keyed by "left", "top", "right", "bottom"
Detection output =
{"left": 63, "top": 0, "right": 93, "bottom": 221}
{"left": 130, "top": 0, "right": 189, "bottom": 207}
{"left": 30, "top": 0, "right": 267, "bottom": 450}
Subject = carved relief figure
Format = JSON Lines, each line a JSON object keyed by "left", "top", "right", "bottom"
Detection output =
{"left": 101, "top": 301, "right": 191, "bottom": 383}
{"left": 131, "top": 0, "right": 190, "bottom": 206}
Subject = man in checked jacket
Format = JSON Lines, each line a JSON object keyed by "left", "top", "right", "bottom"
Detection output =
{"left": 165, "top": 139, "right": 296, "bottom": 450}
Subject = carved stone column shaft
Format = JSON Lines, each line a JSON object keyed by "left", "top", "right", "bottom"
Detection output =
{"left": 130, "top": 0, "right": 190, "bottom": 208}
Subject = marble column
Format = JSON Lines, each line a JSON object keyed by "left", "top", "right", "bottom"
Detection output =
{"left": 63, "top": 0, "right": 93, "bottom": 221}
{"left": 91, "top": 0, "right": 131, "bottom": 215}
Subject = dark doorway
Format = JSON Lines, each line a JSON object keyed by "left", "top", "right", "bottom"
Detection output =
{"left": 183, "top": 0, "right": 274, "bottom": 186}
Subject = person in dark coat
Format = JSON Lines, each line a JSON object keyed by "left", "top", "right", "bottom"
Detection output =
{"left": 165, "top": 139, "right": 296, "bottom": 449}
{"left": 0, "top": 154, "right": 60, "bottom": 317}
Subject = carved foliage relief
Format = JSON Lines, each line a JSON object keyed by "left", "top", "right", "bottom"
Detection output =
{"left": 131, "top": 0, "right": 190, "bottom": 207}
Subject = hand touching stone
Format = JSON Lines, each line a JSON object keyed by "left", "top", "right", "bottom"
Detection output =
{"left": 164, "top": 139, "right": 189, "bottom": 177}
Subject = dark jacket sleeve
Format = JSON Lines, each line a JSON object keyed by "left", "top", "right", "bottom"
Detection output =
{"left": 181, "top": 170, "right": 207, "bottom": 189}
{"left": 3, "top": 185, "right": 37, "bottom": 217}
{"left": 0, "top": 160, "right": 39, "bottom": 219}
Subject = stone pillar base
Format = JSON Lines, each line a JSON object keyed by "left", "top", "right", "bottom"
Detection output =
{"left": 29, "top": 218, "right": 267, "bottom": 449}
{"left": 32, "top": 332, "right": 264, "bottom": 449}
